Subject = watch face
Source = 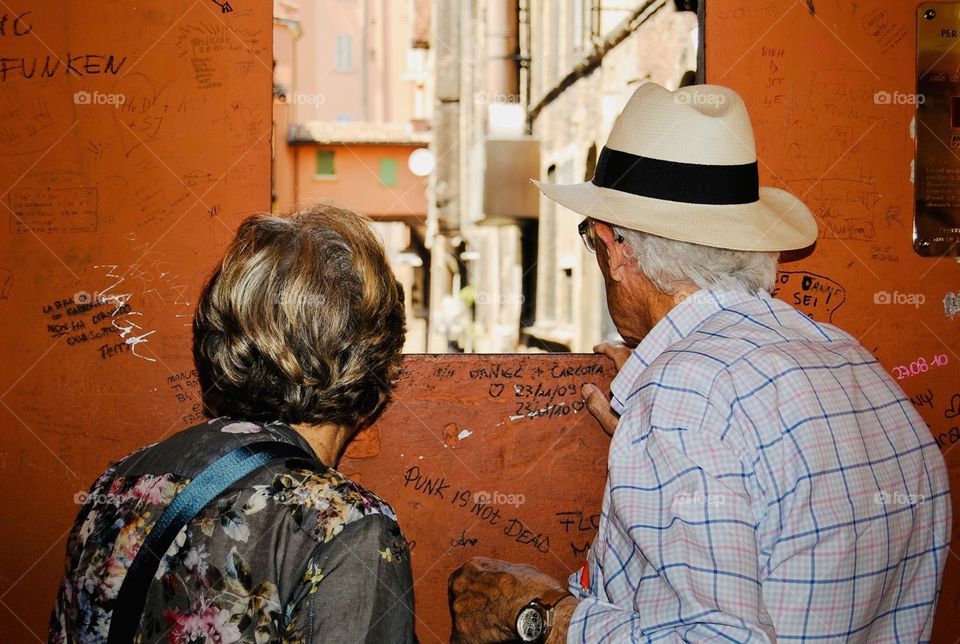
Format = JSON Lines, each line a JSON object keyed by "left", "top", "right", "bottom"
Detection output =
{"left": 516, "top": 606, "right": 546, "bottom": 642}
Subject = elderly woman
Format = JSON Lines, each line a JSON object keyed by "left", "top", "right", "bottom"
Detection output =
{"left": 50, "top": 205, "right": 414, "bottom": 642}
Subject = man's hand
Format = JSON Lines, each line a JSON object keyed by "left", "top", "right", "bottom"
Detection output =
{"left": 593, "top": 341, "right": 633, "bottom": 370}
{"left": 583, "top": 341, "right": 633, "bottom": 436}
{"left": 449, "top": 557, "right": 572, "bottom": 643}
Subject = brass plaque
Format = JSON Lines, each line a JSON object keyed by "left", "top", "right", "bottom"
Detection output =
{"left": 916, "top": 3, "right": 960, "bottom": 257}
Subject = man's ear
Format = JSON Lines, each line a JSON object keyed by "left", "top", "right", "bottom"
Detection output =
{"left": 594, "top": 222, "right": 629, "bottom": 283}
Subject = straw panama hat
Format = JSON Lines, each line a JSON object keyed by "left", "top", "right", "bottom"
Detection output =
{"left": 531, "top": 82, "right": 818, "bottom": 252}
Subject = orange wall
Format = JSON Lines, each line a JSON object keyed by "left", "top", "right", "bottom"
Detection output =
{"left": 707, "top": 2, "right": 958, "bottom": 640}
{"left": 4, "top": 2, "right": 956, "bottom": 642}
{"left": 291, "top": 143, "right": 429, "bottom": 218}
{"left": 0, "top": 2, "right": 272, "bottom": 639}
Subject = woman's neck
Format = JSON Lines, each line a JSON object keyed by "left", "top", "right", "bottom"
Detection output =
{"left": 290, "top": 422, "right": 352, "bottom": 467}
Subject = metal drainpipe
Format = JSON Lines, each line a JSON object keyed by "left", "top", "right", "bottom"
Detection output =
{"left": 273, "top": 17, "right": 302, "bottom": 206}
{"left": 520, "top": 0, "right": 532, "bottom": 130}
{"left": 486, "top": 0, "right": 520, "bottom": 102}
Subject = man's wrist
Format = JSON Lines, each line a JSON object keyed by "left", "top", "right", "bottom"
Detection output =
{"left": 544, "top": 595, "right": 578, "bottom": 644}
{"left": 512, "top": 587, "right": 576, "bottom": 643}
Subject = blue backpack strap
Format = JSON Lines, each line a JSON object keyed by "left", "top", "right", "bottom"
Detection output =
{"left": 107, "top": 440, "right": 310, "bottom": 643}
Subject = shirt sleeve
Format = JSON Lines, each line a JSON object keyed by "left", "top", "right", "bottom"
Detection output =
{"left": 567, "top": 414, "right": 776, "bottom": 642}
{"left": 282, "top": 513, "right": 416, "bottom": 643}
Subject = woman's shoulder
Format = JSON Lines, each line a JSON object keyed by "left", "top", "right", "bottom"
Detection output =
{"left": 257, "top": 462, "right": 400, "bottom": 545}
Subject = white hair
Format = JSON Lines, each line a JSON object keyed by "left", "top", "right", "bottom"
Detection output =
{"left": 614, "top": 227, "right": 778, "bottom": 295}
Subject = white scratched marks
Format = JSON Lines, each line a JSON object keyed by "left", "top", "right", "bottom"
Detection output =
{"left": 112, "top": 312, "right": 158, "bottom": 363}
{"left": 93, "top": 264, "right": 159, "bottom": 362}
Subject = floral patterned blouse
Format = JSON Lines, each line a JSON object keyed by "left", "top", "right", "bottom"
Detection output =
{"left": 49, "top": 418, "right": 415, "bottom": 643}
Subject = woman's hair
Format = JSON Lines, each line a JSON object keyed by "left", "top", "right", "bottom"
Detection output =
{"left": 615, "top": 226, "right": 778, "bottom": 295}
{"left": 193, "top": 204, "right": 406, "bottom": 430}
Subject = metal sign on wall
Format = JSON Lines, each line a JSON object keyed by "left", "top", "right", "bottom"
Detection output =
{"left": 916, "top": 2, "right": 960, "bottom": 257}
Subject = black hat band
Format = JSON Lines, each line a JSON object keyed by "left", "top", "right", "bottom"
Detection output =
{"left": 592, "top": 146, "right": 760, "bottom": 205}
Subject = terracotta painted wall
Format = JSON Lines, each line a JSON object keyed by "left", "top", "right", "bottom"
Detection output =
{"left": 707, "top": 1, "right": 959, "bottom": 639}
{"left": 0, "top": 1, "right": 272, "bottom": 639}
{"left": 291, "top": 143, "right": 429, "bottom": 218}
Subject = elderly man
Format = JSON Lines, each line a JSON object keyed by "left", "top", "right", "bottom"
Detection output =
{"left": 448, "top": 83, "right": 950, "bottom": 642}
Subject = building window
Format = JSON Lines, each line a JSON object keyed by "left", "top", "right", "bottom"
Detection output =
{"left": 379, "top": 158, "right": 398, "bottom": 186}
{"left": 335, "top": 34, "right": 353, "bottom": 71}
{"left": 315, "top": 150, "right": 335, "bottom": 176}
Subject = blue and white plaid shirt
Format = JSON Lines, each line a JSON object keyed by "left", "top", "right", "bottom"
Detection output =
{"left": 568, "top": 288, "right": 950, "bottom": 642}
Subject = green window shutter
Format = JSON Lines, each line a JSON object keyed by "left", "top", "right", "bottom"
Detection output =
{"left": 379, "top": 158, "right": 398, "bottom": 186}
{"left": 316, "top": 150, "right": 335, "bottom": 176}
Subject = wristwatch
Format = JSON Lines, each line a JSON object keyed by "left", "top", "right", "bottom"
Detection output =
{"left": 514, "top": 587, "right": 573, "bottom": 643}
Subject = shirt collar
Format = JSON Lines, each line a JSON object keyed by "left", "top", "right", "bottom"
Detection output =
{"left": 609, "top": 288, "right": 762, "bottom": 414}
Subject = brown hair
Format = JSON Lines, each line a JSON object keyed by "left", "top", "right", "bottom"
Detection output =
{"left": 193, "top": 204, "right": 406, "bottom": 430}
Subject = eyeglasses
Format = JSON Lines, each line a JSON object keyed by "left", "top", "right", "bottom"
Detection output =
{"left": 578, "top": 219, "right": 624, "bottom": 254}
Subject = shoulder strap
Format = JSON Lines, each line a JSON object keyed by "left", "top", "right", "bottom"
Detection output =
{"left": 107, "top": 440, "right": 311, "bottom": 643}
